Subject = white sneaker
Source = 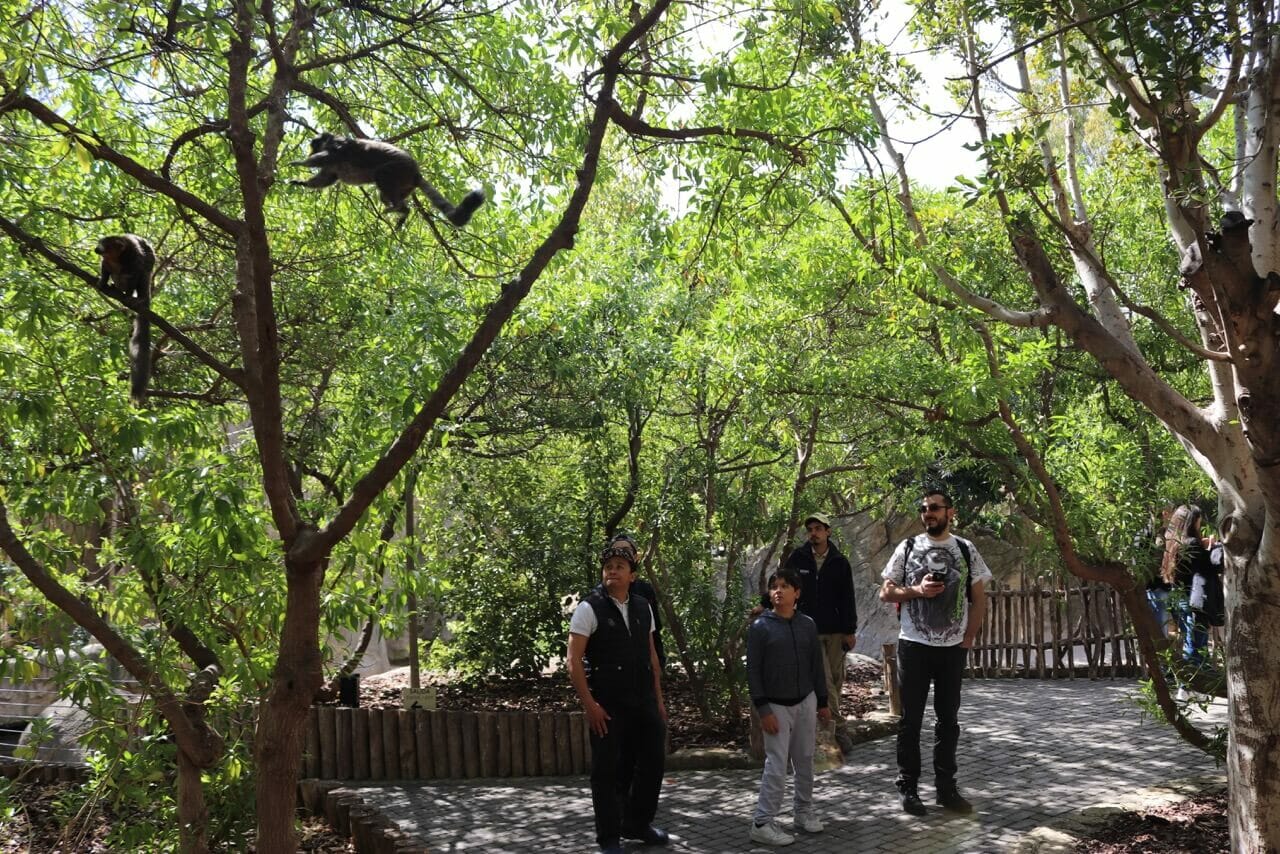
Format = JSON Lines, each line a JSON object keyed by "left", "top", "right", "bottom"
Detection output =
{"left": 793, "top": 814, "right": 824, "bottom": 833}
{"left": 749, "top": 821, "right": 795, "bottom": 846}
{"left": 1175, "top": 686, "right": 1189, "bottom": 702}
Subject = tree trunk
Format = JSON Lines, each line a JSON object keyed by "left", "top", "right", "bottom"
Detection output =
{"left": 254, "top": 558, "right": 325, "bottom": 852}
{"left": 176, "top": 749, "right": 211, "bottom": 854}
{"left": 1226, "top": 545, "right": 1280, "bottom": 851}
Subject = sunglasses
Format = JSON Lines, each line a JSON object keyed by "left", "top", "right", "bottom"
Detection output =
{"left": 919, "top": 503, "right": 950, "bottom": 513}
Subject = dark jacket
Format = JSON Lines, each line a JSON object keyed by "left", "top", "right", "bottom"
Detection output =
{"left": 746, "top": 608, "right": 827, "bottom": 715}
{"left": 1172, "top": 540, "right": 1212, "bottom": 594}
{"left": 786, "top": 541, "right": 857, "bottom": 635}
{"left": 583, "top": 584, "right": 655, "bottom": 707}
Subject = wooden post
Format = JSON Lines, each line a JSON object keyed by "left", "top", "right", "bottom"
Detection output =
{"left": 509, "top": 712, "right": 525, "bottom": 776}
{"left": 446, "top": 710, "right": 465, "bottom": 778}
{"left": 478, "top": 711, "right": 497, "bottom": 778}
{"left": 353, "top": 708, "right": 370, "bottom": 780}
{"left": 554, "top": 713, "right": 572, "bottom": 775}
{"left": 747, "top": 704, "right": 765, "bottom": 761}
{"left": 398, "top": 710, "right": 416, "bottom": 779}
{"left": 881, "top": 642, "right": 901, "bottom": 716}
{"left": 318, "top": 706, "right": 337, "bottom": 779}
{"left": 497, "top": 713, "right": 513, "bottom": 777}
{"left": 523, "top": 712, "right": 539, "bottom": 775}
{"left": 369, "top": 709, "right": 385, "bottom": 779}
{"left": 1036, "top": 585, "right": 1046, "bottom": 679}
{"left": 430, "top": 709, "right": 449, "bottom": 778}
{"left": 336, "top": 707, "right": 354, "bottom": 780}
{"left": 568, "top": 713, "right": 585, "bottom": 774}
{"left": 538, "top": 712, "right": 557, "bottom": 776}
{"left": 414, "top": 710, "right": 432, "bottom": 779}
{"left": 304, "top": 707, "right": 320, "bottom": 778}
{"left": 382, "top": 707, "right": 400, "bottom": 778}
{"left": 1066, "top": 584, "right": 1077, "bottom": 678}
{"left": 462, "top": 712, "right": 481, "bottom": 778}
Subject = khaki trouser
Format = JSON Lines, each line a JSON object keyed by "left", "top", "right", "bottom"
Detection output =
{"left": 818, "top": 633, "right": 848, "bottom": 735}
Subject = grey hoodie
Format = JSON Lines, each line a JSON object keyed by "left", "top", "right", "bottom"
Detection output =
{"left": 746, "top": 608, "right": 828, "bottom": 717}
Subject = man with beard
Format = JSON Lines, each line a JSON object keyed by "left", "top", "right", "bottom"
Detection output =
{"left": 785, "top": 513, "right": 858, "bottom": 754}
{"left": 879, "top": 490, "right": 991, "bottom": 816}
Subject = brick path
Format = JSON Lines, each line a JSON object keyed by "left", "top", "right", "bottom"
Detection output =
{"left": 335, "top": 679, "right": 1226, "bottom": 853}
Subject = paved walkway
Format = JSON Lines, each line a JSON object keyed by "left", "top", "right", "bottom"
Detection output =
{"left": 336, "top": 679, "right": 1226, "bottom": 853}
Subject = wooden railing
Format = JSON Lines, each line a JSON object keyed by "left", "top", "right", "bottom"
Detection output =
{"left": 969, "top": 580, "right": 1140, "bottom": 679}
{"left": 302, "top": 707, "right": 590, "bottom": 781}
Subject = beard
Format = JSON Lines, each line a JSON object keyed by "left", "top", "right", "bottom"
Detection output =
{"left": 925, "top": 519, "right": 949, "bottom": 536}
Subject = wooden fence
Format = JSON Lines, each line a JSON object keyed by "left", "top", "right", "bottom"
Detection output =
{"left": 302, "top": 707, "right": 590, "bottom": 781}
{"left": 966, "top": 579, "right": 1140, "bottom": 679}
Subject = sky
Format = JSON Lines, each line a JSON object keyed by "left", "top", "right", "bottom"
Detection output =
{"left": 868, "top": 0, "right": 983, "bottom": 188}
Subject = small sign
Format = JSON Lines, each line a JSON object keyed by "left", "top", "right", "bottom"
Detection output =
{"left": 402, "top": 687, "right": 437, "bottom": 711}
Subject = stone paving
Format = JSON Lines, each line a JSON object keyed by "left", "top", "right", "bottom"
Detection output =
{"left": 335, "top": 679, "right": 1227, "bottom": 853}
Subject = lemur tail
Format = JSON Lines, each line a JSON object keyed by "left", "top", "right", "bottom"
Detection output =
{"left": 419, "top": 180, "right": 486, "bottom": 227}
{"left": 130, "top": 316, "right": 151, "bottom": 404}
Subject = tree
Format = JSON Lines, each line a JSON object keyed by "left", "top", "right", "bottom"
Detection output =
{"left": 836, "top": 0, "right": 1280, "bottom": 846}
{"left": 0, "top": 0, "right": 678, "bottom": 847}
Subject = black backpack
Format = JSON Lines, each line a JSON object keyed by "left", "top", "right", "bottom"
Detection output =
{"left": 896, "top": 536, "right": 973, "bottom": 618}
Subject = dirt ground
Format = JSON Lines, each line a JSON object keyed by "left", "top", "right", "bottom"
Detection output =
{"left": 0, "top": 778, "right": 354, "bottom": 853}
{"left": 1071, "top": 789, "right": 1228, "bottom": 853}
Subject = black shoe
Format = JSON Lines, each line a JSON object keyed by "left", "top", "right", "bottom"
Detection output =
{"left": 899, "top": 790, "right": 927, "bottom": 816}
{"left": 621, "top": 824, "right": 670, "bottom": 846}
{"left": 936, "top": 788, "right": 973, "bottom": 814}
{"left": 600, "top": 842, "right": 625, "bottom": 854}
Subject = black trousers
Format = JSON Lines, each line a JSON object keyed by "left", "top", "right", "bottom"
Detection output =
{"left": 589, "top": 697, "right": 666, "bottom": 846}
{"left": 895, "top": 638, "right": 967, "bottom": 790}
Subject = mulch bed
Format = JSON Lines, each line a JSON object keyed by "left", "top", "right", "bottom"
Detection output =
{"left": 0, "top": 778, "right": 353, "bottom": 853}
{"left": 1072, "top": 789, "right": 1228, "bottom": 853}
{"left": 354, "top": 658, "right": 884, "bottom": 752}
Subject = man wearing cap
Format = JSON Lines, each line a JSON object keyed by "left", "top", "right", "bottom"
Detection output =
{"left": 567, "top": 542, "right": 669, "bottom": 854}
{"left": 785, "top": 513, "right": 858, "bottom": 753}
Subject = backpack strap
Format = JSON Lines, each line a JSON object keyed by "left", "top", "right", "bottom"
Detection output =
{"left": 895, "top": 537, "right": 914, "bottom": 619}
{"left": 956, "top": 538, "right": 973, "bottom": 602}
{"left": 896, "top": 536, "right": 974, "bottom": 618}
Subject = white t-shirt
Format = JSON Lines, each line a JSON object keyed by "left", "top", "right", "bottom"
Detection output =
{"left": 882, "top": 533, "right": 992, "bottom": 647}
{"left": 569, "top": 595, "right": 656, "bottom": 637}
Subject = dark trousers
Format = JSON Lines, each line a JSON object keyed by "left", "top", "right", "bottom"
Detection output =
{"left": 895, "top": 638, "right": 967, "bottom": 791}
{"left": 589, "top": 697, "right": 666, "bottom": 846}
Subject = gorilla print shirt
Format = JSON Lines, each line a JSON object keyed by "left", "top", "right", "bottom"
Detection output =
{"left": 882, "top": 534, "right": 993, "bottom": 647}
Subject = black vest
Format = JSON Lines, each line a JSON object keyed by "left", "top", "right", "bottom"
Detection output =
{"left": 584, "top": 584, "right": 655, "bottom": 706}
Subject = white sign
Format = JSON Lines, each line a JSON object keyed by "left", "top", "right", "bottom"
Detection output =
{"left": 402, "top": 687, "right": 437, "bottom": 711}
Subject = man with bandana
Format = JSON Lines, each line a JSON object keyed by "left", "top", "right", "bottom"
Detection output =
{"left": 568, "top": 540, "right": 669, "bottom": 853}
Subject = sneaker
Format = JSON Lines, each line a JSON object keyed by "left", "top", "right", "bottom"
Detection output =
{"left": 1175, "top": 686, "right": 1190, "bottom": 702}
{"left": 793, "top": 814, "right": 824, "bottom": 833}
{"left": 936, "top": 788, "right": 974, "bottom": 814}
{"left": 749, "top": 820, "right": 795, "bottom": 846}
{"left": 899, "top": 789, "right": 927, "bottom": 816}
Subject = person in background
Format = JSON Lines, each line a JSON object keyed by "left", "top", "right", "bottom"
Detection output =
{"left": 785, "top": 513, "right": 857, "bottom": 754}
{"left": 1161, "top": 505, "right": 1213, "bottom": 673}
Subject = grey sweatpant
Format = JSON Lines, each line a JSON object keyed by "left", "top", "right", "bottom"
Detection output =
{"left": 753, "top": 691, "right": 818, "bottom": 825}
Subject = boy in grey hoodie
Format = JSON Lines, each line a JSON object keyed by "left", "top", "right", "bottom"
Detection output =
{"left": 746, "top": 567, "right": 831, "bottom": 846}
